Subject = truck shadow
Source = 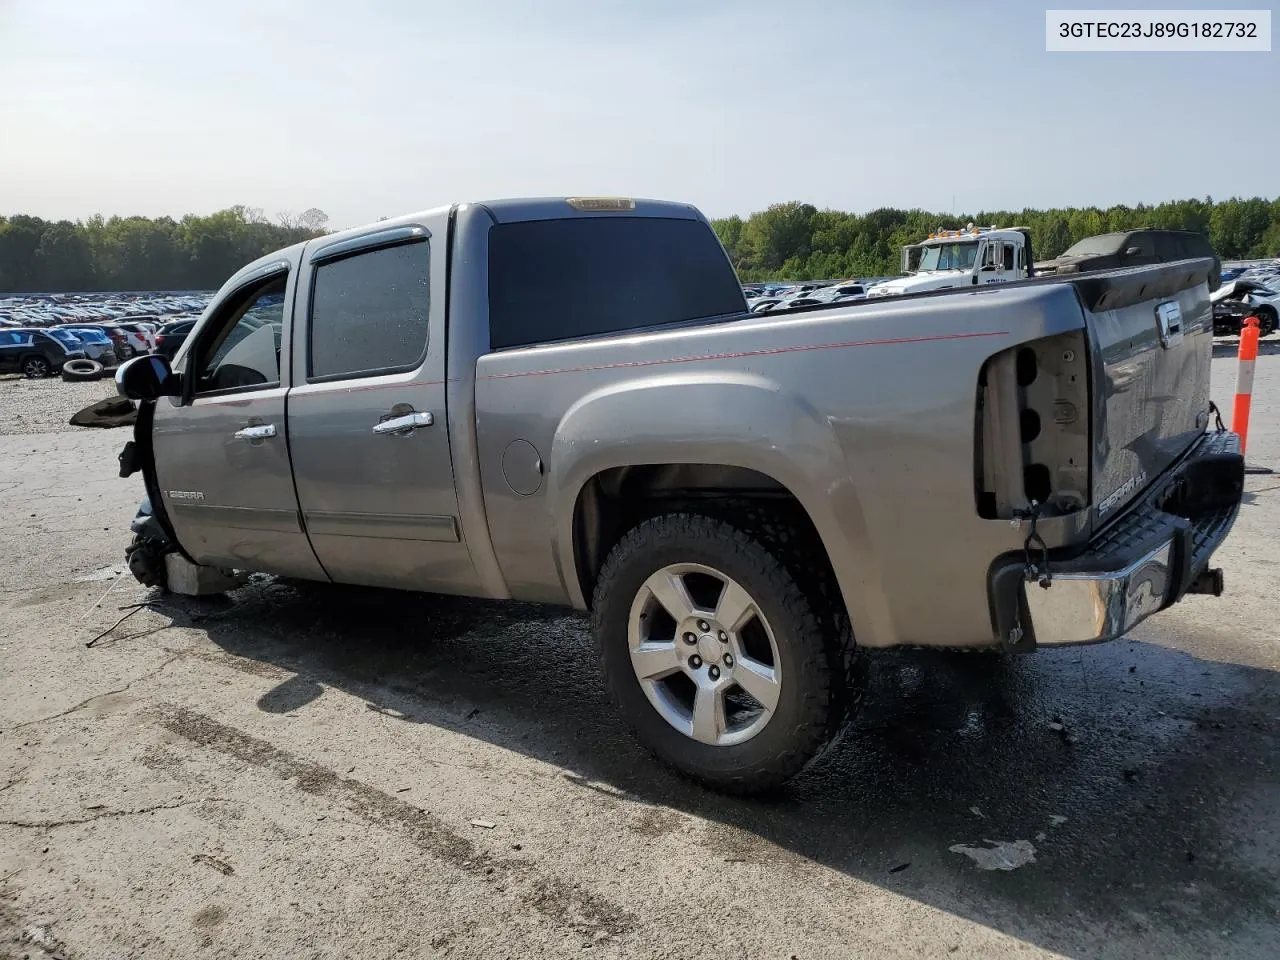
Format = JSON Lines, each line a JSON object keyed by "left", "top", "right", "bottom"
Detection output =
{"left": 165, "top": 577, "right": 1280, "bottom": 956}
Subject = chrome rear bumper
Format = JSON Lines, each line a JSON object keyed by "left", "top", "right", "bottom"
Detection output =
{"left": 990, "top": 430, "right": 1243, "bottom": 649}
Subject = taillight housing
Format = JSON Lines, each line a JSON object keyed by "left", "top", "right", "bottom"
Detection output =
{"left": 975, "top": 330, "right": 1091, "bottom": 520}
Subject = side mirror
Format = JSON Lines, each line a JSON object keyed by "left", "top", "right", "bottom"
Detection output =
{"left": 1125, "top": 246, "right": 1143, "bottom": 256}
{"left": 115, "top": 354, "right": 180, "bottom": 401}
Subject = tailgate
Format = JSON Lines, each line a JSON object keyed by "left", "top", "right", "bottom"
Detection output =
{"left": 1075, "top": 260, "right": 1216, "bottom": 526}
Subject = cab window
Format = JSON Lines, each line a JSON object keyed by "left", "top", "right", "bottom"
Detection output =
{"left": 307, "top": 241, "right": 430, "bottom": 382}
{"left": 192, "top": 275, "right": 286, "bottom": 396}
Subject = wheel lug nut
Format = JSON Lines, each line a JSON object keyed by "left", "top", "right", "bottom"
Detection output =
{"left": 683, "top": 632, "right": 697, "bottom": 645}
{"left": 689, "top": 655, "right": 702, "bottom": 669}
{"left": 718, "top": 631, "right": 728, "bottom": 642}
{"left": 698, "top": 620, "right": 710, "bottom": 632}
{"left": 708, "top": 666, "right": 720, "bottom": 680}
{"left": 723, "top": 653, "right": 734, "bottom": 667}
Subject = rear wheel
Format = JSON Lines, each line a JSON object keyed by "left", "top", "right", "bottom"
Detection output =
{"left": 592, "top": 512, "right": 858, "bottom": 794}
{"left": 22, "top": 357, "right": 50, "bottom": 379}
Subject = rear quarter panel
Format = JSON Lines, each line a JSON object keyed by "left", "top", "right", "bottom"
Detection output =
{"left": 475, "top": 283, "right": 1093, "bottom": 649}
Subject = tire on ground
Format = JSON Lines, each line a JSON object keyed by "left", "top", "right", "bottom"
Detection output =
{"left": 591, "top": 511, "right": 857, "bottom": 794}
{"left": 61, "top": 358, "right": 105, "bottom": 382}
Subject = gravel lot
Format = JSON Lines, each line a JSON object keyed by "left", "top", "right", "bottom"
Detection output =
{"left": 0, "top": 373, "right": 118, "bottom": 435}
{"left": 1, "top": 346, "right": 1279, "bottom": 959}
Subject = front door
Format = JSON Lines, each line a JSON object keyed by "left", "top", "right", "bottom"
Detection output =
{"left": 287, "top": 214, "right": 480, "bottom": 594}
{"left": 150, "top": 259, "right": 327, "bottom": 580}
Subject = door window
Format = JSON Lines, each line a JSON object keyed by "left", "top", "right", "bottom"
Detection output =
{"left": 1123, "top": 234, "right": 1156, "bottom": 259}
{"left": 308, "top": 241, "right": 430, "bottom": 382}
{"left": 192, "top": 276, "right": 287, "bottom": 396}
{"left": 1002, "top": 243, "right": 1015, "bottom": 272}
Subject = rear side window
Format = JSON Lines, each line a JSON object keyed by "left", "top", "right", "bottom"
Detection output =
{"left": 1153, "top": 233, "right": 1182, "bottom": 261}
{"left": 487, "top": 217, "right": 746, "bottom": 350}
{"left": 309, "top": 241, "right": 430, "bottom": 381}
{"left": 1184, "top": 234, "right": 1213, "bottom": 258}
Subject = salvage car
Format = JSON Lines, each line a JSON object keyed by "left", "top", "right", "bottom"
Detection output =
{"left": 1210, "top": 278, "right": 1280, "bottom": 335}
{"left": 52, "top": 325, "right": 116, "bottom": 362}
{"left": 0, "top": 328, "right": 86, "bottom": 378}
{"left": 1035, "top": 229, "right": 1222, "bottom": 291}
{"left": 113, "top": 196, "right": 1244, "bottom": 794}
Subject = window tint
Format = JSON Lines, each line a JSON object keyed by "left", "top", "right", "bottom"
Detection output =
{"left": 1002, "top": 243, "right": 1015, "bottom": 271}
{"left": 308, "top": 241, "right": 430, "bottom": 381}
{"left": 195, "top": 277, "right": 287, "bottom": 395}
{"left": 487, "top": 217, "right": 746, "bottom": 350}
{"left": 1184, "top": 234, "right": 1213, "bottom": 258}
{"left": 1153, "top": 232, "right": 1182, "bottom": 260}
{"left": 1124, "top": 233, "right": 1156, "bottom": 258}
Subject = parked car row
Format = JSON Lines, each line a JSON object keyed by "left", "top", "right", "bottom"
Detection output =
{"left": 742, "top": 278, "right": 889, "bottom": 314}
{"left": 1211, "top": 262, "right": 1280, "bottom": 336}
{"left": 0, "top": 291, "right": 211, "bottom": 328}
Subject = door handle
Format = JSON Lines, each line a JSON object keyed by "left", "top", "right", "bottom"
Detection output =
{"left": 372, "top": 411, "right": 434, "bottom": 435}
{"left": 234, "top": 424, "right": 277, "bottom": 441}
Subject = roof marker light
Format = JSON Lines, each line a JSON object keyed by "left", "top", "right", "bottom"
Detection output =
{"left": 566, "top": 197, "right": 636, "bottom": 212}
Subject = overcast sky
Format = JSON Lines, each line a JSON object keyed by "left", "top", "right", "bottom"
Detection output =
{"left": 1, "top": 0, "right": 1275, "bottom": 228}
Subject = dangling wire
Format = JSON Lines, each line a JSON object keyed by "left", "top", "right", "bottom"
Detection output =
{"left": 1014, "top": 500, "right": 1052, "bottom": 588}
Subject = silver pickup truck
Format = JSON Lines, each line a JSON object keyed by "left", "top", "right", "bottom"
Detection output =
{"left": 114, "top": 196, "right": 1244, "bottom": 794}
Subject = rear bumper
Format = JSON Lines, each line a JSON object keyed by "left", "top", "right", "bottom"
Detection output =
{"left": 990, "top": 430, "right": 1244, "bottom": 649}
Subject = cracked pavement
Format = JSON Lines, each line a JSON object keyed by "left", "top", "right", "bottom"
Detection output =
{"left": 2, "top": 349, "right": 1280, "bottom": 959}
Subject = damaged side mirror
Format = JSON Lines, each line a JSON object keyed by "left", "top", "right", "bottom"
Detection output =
{"left": 116, "top": 354, "right": 180, "bottom": 401}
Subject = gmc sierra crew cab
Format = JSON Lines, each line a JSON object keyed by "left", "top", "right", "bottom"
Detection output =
{"left": 113, "top": 196, "right": 1244, "bottom": 794}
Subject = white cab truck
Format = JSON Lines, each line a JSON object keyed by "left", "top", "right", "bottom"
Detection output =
{"left": 868, "top": 224, "right": 1034, "bottom": 298}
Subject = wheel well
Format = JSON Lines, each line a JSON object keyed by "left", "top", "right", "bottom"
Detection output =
{"left": 572, "top": 463, "right": 834, "bottom": 608}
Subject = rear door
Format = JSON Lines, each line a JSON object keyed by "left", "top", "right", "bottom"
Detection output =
{"left": 287, "top": 213, "right": 481, "bottom": 594}
{"left": 150, "top": 258, "right": 328, "bottom": 579}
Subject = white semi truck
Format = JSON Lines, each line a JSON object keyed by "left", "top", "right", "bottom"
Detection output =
{"left": 867, "top": 224, "right": 1035, "bottom": 298}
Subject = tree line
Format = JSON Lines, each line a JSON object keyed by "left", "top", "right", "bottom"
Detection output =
{"left": 4, "top": 196, "right": 1279, "bottom": 292}
{"left": 0, "top": 206, "right": 330, "bottom": 294}
{"left": 712, "top": 196, "right": 1280, "bottom": 282}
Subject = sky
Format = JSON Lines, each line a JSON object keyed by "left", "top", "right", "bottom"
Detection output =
{"left": 1, "top": 0, "right": 1276, "bottom": 228}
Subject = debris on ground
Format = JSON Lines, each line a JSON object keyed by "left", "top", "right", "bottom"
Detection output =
{"left": 948, "top": 839, "right": 1037, "bottom": 871}
{"left": 191, "top": 854, "right": 234, "bottom": 876}
{"left": 470, "top": 819, "right": 496, "bottom": 829}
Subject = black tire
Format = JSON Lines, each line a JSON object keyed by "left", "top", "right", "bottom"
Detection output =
{"left": 1255, "top": 306, "right": 1277, "bottom": 337}
{"left": 125, "top": 536, "right": 170, "bottom": 589}
{"left": 61, "top": 358, "right": 105, "bottom": 382}
{"left": 592, "top": 512, "right": 857, "bottom": 794}
{"left": 21, "top": 356, "right": 51, "bottom": 379}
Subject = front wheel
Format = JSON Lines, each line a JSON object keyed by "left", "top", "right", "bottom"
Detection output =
{"left": 1255, "top": 306, "right": 1277, "bottom": 337}
{"left": 592, "top": 512, "right": 856, "bottom": 794}
{"left": 22, "top": 357, "right": 51, "bottom": 379}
